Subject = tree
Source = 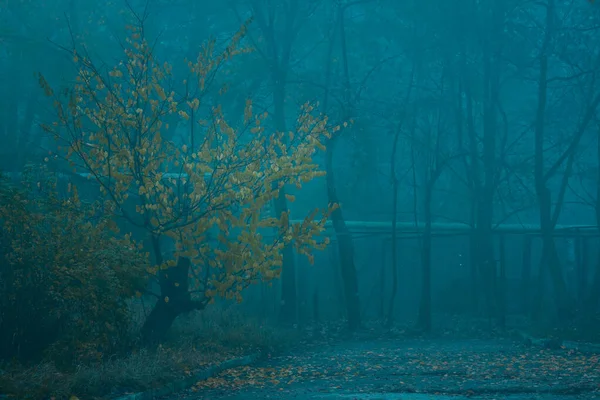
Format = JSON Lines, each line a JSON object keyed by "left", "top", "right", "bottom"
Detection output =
{"left": 465, "top": 0, "right": 504, "bottom": 321}
{"left": 585, "top": 119, "right": 600, "bottom": 313}
{"left": 231, "top": 0, "right": 323, "bottom": 325}
{"left": 309, "top": 0, "right": 367, "bottom": 331}
{"left": 39, "top": 13, "right": 335, "bottom": 344}
{"left": 531, "top": 0, "right": 600, "bottom": 320}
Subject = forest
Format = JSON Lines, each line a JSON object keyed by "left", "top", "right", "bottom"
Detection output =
{"left": 1, "top": 0, "right": 600, "bottom": 399}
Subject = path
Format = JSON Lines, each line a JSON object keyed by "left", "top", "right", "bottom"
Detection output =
{"left": 167, "top": 337, "right": 600, "bottom": 400}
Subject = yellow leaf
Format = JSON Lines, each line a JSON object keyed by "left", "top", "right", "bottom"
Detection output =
{"left": 164, "top": 296, "right": 170, "bottom": 303}
{"left": 285, "top": 194, "right": 296, "bottom": 202}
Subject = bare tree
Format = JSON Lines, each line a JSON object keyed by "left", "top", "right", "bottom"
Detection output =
{"left": 531, "top": 0, "right": 600, "bottom": 320}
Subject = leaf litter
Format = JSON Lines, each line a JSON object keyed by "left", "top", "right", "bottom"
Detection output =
{"left": 175, "top": 338, "right": 600, "bottom": 398}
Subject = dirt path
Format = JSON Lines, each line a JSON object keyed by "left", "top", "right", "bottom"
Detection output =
{"left": 168, "top": 338, "right": 600, "bottom": 400}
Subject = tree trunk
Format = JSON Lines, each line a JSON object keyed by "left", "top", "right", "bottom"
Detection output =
{"left": 325, "top": 138, "right": 360, "bottom": 330}
{"left": 586, "top": 133, "right": 600, "bottom": 314}
{"left": 141, "top": 237, "right": 203, "bottom": 345}
{"left": 417, "top": 182, "right": 433, "bottom": 332}
{"left": 532, "top": 0, "right": 571, "bottom": 321}
{"left": 141, "top": 297, "right": 180, "bottom": 346}
{"left": 250, "top": 1, "right": 299, "bottom": 326}
{"left": 477, "top": 13, "right": 499, "bottom": 321}
{"left": 312, "top": 288, "right": 320, "bottom": 322}
{"left": 536, "top": 187, "right": 572, "bottom": 320}
{"left": 521, "top": 236, "right": 533, "bottom": 314}
{"left": 386, "top": 60, "right": 415, "bottom": 327}
{"left": 271, "top": 73, "right": 297, "bottom": 325}
{"left": 476, "top": 199, "right": 497, "bottom": 320}
{"left": 275, "top": 189, "right": 297, "bottom": 324}
{"left": 379, "top": 245, "right": 386, "bottom": 320}
{"left": 386, "top": 176, "right": 399, "bottom": 326}
{"left": 318, "top": 5, "right": 361, "bottom": 331}
{"left": 585, "top": 254, "right": 600, "bottom": 314}
{"left": 498, "top": 234, "right": 506, "bottom": 328}
{"left": 585, "top": 150, "right": 600, "bottom": 312}
{"left": 469, "top": 229, "right": 480, "bottom": 314}
{"left": 464, "top": 78, "right": 487, "bottom": 316}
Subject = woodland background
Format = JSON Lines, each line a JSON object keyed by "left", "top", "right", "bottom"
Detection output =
{"left": 1, "top": 0, "right": 600, "bottom": 398}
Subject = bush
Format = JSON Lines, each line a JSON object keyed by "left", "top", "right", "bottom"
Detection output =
{"left": 0, "top": 169, "right": 148, "bottom": 364}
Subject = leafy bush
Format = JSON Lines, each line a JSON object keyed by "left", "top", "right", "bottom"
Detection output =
{"left": 0, "top": 169, "right": 148, "bottom": 364}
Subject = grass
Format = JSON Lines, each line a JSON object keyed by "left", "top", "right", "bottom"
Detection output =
{"left": 0, "top": 305, "right": 303, "bottom": 400}
{"left": 10, "top": 307, "right": 595, "bottom": 399}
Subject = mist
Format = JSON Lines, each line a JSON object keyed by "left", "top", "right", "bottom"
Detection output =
{"left": 1, "top": 0, "right": 600, "bottom": 399}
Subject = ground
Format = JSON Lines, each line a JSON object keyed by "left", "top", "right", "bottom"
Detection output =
{"left": 166, "top": 337, "right": 600, "bottom": 400}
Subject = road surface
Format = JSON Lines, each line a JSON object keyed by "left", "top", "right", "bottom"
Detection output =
{"left": 165, "top": 337, "right": 600, "bottom": 400}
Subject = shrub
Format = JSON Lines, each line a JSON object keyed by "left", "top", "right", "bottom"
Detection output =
{"left": 0, "top": 169, "right": 148, "bottom": 364}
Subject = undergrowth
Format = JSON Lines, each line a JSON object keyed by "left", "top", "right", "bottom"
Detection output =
{"left": 0, "top": 305, "right": 302, "bottom": 400}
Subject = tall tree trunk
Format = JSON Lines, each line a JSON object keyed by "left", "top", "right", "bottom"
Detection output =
{"left": 532, "top": 0, "right": 571, "bottom": 321}
{"left": 272, "top": 73, "right": 297, "bottom": 325}
{"left": 386, "top": 62, "right": 415, "bottom": 327}
{"left": 497, "top": 235, "right": 506, "bottom": 328}
{"left": 584, "top": 126, "right": 600, "bottom": 313}
{"left": 417, "top": 182, "right": 433, "bottom": 332}
{"left": 464, "top": 77, "right": 485, "bottom": 316}
{"left": 586, "top": 255, "right": 600, "bottom": 314}
{"left": 250, "top": 0, "right": 300, "bottom": 325}
{"left": 456, "top": 66, "right": 479, "bottom": 314}
{"left": 325, "top": 143, "right": 360, "bottom": 330}
{"left": 521, "top": 236, "right": 533, "bottom": 314}
{"left": 317, "top": 4, "right": 361, "bottom": 330}
{"left": 531, "top": 0, "right": 600, "bottom": 320}
{"left": 476, "top": 1, "right": 501, "bottom": 321}
{"left": 386, "top": 172, "right": 399, "bottom": 326}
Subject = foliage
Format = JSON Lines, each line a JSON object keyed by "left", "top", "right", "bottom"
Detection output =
{"left": 38, "top": 15, "right": 336, "bottom": 309}
{"left": 0, "top": 169, "right": 148, "bottom": 363}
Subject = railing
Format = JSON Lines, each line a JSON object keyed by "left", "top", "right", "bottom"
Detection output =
{"left": 5, "top": 169, "right": 599, "bottom": 238}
